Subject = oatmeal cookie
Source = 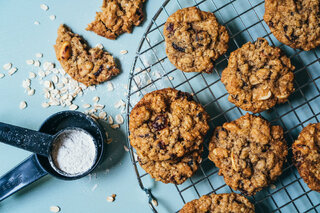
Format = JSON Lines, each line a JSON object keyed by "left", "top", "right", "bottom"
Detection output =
{"left": 129, "top": 88, "right": 209, "bottom": 161}
{"left": 179, "top": 193, "right": 255, "bottom": 213}
{"left": 208, "top": 113, "right": 288, "bottom": 195}
{"left": 292, "top": 123, "right": 320, "bottom": 192}
{"left": 164, "top": 7, "right": 229, "bottom": 73}
{"left": 221, "top": 38, "right": 295, "bottom": 113}
{"left": 138, "top": 149, "right": 202, "bottom": 185}
{"left": 54, "top": 25, "right": 119, "bottom": 86}
{"left": 264, "top": 0, "right": 320, "bottom": 51}
{"left": 86, "top": 0, "right": 145, "bottom": 40}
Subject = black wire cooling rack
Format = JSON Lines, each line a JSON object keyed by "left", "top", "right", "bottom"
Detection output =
{"left": 126, "top": 0, "right": 320, "bottom": 212}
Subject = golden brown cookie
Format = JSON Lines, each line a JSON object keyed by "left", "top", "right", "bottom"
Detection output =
{"left": 208, "top": 113, "right": 288, "bottom": 195}
{"left": 264, "top": 0, "right": 320, "bottom": 51}
{"left": 129, "top": 88, "right": 209, "bottom": 161}
{"left": 164, "top": 7, "right": 229, "bottom": 73}
{"left": 86, "top": 0, "right": 145, "bottom": 40}
{"left": 54, "top": 25, "right": 119, "bottom": 86}
{"left": 292, "top": 123, "right": 320, "bottom": 192}
{"left": 179, "top": 193, "right": 255, "bottom": 213}
{"left": 221, "top": 38, "right": 295, "bottom": 113}
{"left": 138, "top": 149, "right": 202, "bottom": 185}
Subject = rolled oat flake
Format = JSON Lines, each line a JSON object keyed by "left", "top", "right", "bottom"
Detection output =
{"left": 51, "top": 129, "right": 96, "bottom": 175}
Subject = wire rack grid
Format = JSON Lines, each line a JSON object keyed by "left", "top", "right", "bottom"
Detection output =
{"left": 125, "top": 0, "right": 320, "bottom": 212}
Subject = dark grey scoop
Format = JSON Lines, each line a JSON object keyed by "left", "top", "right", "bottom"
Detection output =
{"left": 0, "top": 111, "right": 105, "bottom": 202}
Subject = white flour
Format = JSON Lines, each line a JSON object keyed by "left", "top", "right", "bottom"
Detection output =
{"left": 51, "top": 129, "right": 96, "bottom": 175}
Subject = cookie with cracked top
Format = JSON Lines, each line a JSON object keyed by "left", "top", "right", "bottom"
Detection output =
{"left": 292, "top": 123, "right": 320, "bottom": 192}
{"left": 179, "top": 193, "right": 255, "bottom": 213}
{"left": 54, "top": 24, "right": 119, "bottom": 86}
{"left": 208, "top": 113, "right": 288, "bottom": 195}
{"left": 164, "top": 7, "right": 229, "bottom": 73}
{"left": 264, "top": 0, "right": 320, "bottom": 51}
{"left": 138, "top": 149, "right": 202, "bottom": 185}
{"left": 221, "top": 38, "right": 295, "bottom": 113}
{"left": 129, "top": 88, "right": 209, "bottom": 161}
{"left": 86, "top": 0, "right": 145, "bottom": 40}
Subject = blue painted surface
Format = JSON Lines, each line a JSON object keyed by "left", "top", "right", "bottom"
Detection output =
{"left": 0, "top": 0, "right": 320, "bottom": 213}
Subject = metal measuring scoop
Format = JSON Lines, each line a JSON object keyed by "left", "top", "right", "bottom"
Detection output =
{"left": 0, "top": 111, "right": 105, "bottom": 201}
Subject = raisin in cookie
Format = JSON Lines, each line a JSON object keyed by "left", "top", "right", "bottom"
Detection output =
{"left": 292, "top": 123, "right": 320, "bottom": 192}
{"left": 54, "top": 25, "right": 119, "bottom": 86}
{"left": 208, "top": 113, "right": 288, "bottom": 195}
{"left": 180, "top": 193, "right": 255, "bottom": 213}
{"left": 164, "top": 7, "right": 229, "bottom": 73}
{"left": 86, "top": 0, "right": 145, "bottom": 40}
{"left": 221, "top": 38, "right": 295, "bottom": 113}
{"left": 264, "top": 0, "right": 320, "bottom": 51}
{"left": 129, "top": 88, "right": 209, "bottom": 161}
{"left": 138, "top": 149, "right": 202, "bottom": 184}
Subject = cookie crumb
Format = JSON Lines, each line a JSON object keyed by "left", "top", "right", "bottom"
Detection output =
{"left": 49, "top": 15, "right": 56, "bottom": 21}
{"left": 19, "top": 101, "right": 27, "bottom": 110}
{"left": 95, "top": 43, "right": 103, "bottom": 49}
{"left": 49, "top": 206, "right": 60, "bottom": 213}
{"left": 120, "top": 50, "right": 128, "bottom": 55}
{"left": 106, "top": 195, "right": 115, "bottom": 202}
{"left": 270, "top": 184, "right": 277, "bottom": 190}
{"left": 40, "top": 4, "right": 49, "bottom": 11}
{"left": 3, "top": 63, "right": 12, "bottom": 70}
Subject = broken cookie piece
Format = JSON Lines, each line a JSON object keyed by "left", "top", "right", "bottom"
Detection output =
{"left": 54, "top": 24, "right": 120, "bottom": 86}
{"left": 86, "top": 0, "right": 146, "bottom": 40}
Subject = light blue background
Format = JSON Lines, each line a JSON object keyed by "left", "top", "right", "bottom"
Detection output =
{"left": 0, "top": 0, "right": 163, "bottom": 212}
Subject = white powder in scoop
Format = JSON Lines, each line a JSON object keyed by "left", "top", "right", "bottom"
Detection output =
{"left": 51, "top": 129, "right": 96, "bottom": 175}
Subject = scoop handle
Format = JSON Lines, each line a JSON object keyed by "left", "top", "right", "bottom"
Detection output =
{"left": 0, "top": 122, "right": 54, "bottom": 157}
{"left": 0, "top": 154, "right": 48, "bottom": 201}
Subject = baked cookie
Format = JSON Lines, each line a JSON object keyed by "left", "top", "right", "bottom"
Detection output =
{"left": 129, "top": 88, "right": 209, "bottom": 161}
{"left": 86, "top": 0, "right": 145, "bottom": 40}
{"left": 54, "top": 25, "right": 120, "bottom": 86}
{"left": 292, "top": 123, "right": 320, "bottom": 192}
{"left": 264, "top": 0, "right": 320, "bottom": 51}
{"left": 138, "top": 149, "right": 202, "bottom": 185}
{"left": 179, "top": 193, "right": 255, "bottom": 213}
{"left": 164, "top": 7, "right": 229, "bottom": 73}
{"left": 208, "top": 113, "right": 288, "bottom": 195}
{"left": 221, "top": 38, "right": 295, "bottom": 113}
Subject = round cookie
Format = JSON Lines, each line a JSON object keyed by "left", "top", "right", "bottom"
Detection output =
{"left": 138, "top": 149, "right": 202, "bottom": 185}
{"left": 129, "top": 88, "right": 209, "bottom": 161}
{"left": 164, "top": 7, "right": 229, "bottom": 73}
{"left": 264, "top": 0, "right": 320, "bottom": 51}
{"left": 292, "top": 123, "right": 320, "bottom": 192}
{"left": 180, "top": 193, "right": 255, "bottom": 213}
{"left": 208, "top": 113, "right": 288, "bottom": 195}
{"left": 221, "top": 38, "right": 295, "bottom": 113}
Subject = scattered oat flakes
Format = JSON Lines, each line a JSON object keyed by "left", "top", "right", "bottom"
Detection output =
{"left": 94, "top": 104, "right": 105, "bottom": 110}
{"left": 95, "top": 43, "right": 103, "bottom": 49}
{"left": 3, "top": 63, "right": 12, "bottom": 70}
{"left": 49, "top": 15, "right": 56, "bottom": 20}
{"left": 107, "top": 82, "right": 114, "bottom": 91}
{"left": 40, "top": 4, "right": 49, "bottom": 11}
{"left": 8, "top": 67, "right": 17, "bottom": 75}
{"left": 52, "top": 75, "right": 59, "bottom": 84}
{"left": 83, "top": 104, "right": 91, "bottom": 109}
{"left": 133, "top": 76, "right": 141, "bottom": 85}
{"left": 49, "top": 206, "right": 60, "bottom": 213}
{"left": 35, "top": 53, "right": 43, "bottom": 58}
{"left": 43, "top": 61, "right": 54, "bottom": 71}
{"left": 120, "top": 50, "right": 128, "bottom": 55}
{"left": 114, "top": 100, "right": 125, "bottom": 109}
{"left": 107, "top": 196, "right": 115, "bottom": 202}
{"left": 19, "top": 101, "right": 27, "bottom": 110}
{"left": 0, "top": 73, "right": 4, "bottom": 79}
{"left": 152, "top": 199, "right": 158, "bottom": 207}
{"left": 111, "top": 124, "right": 120, "bottom": 129}
{"left": 34, "top": 60, "right": 40, "bottom": 67}
{"left": 92, "top": 96, "right": 100, "bottom": 103}
{"left": 69, "top": 104, "right": 78, "bottom": 110}
{"left": 29, "top": 72, "right": 36, "bottom": 79}
{"left": 22, "top": 79, "right": 31, "bottom": 88}
{"left": 43, "top": 80, "right": 52, "bottom": 88}
{"left": 26, "top": 59, "right": 34, "bottom": 65}
{"left": 27, "top": 89, "right": 35, "bottom": 96}
{"left": 106, "top": 138, "right": 113, "bottom": 144}
{"left": 38, "top": 70, "right": 45, "bottom": 78}
{"left": 108, "top": 115, "right": 114, "bottom": 125}
{"left": 34, "top": 21, "right": 40, "bottom": 25}
{"left": 91, "top": 184, "right": 98, "bottom": 191}
{"left": 134, "top": 67, "right": 142, "bottom": 72}
{"left": 115, "top": 114, "right": 124, "bottom": 124}
{"left": 270, "top": 184, "right": 277, "bottom": 190}
{"left": 169, "top": 76, "right": 174, "bottom": 80}
{"left": 99, "top": 111, "right": 107, "bottom": 119}
{"left": 123, "top": 145, "right": 129, "bottom": 152}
